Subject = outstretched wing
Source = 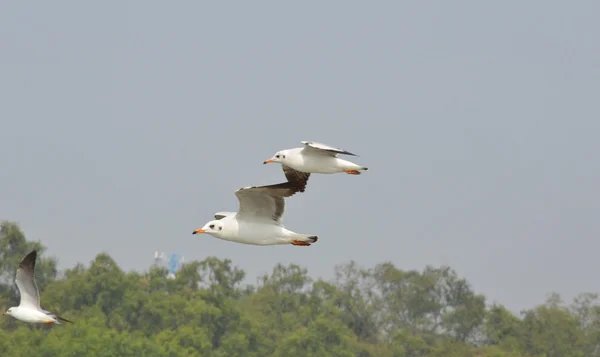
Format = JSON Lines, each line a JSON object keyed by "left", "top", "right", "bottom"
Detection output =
{"left": 15, "top": 250, "right": 41, "bottom": 310}
{"left": 282, "top": 165, "right": 310, "bottom": 193}
{"left": 301, "top": 141, "right": 358, "bottom": 157}
{"left": 234, "top": 177, "right": 307, "bottom": 224}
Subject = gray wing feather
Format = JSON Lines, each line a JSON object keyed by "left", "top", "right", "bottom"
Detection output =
{"left": 282, "top": 165, "right": 310, "bottom": 192}
{"left": 214, "top": 211, "right": 236, "bottom": 220}
{"left": 234, "top": 176, "right": 309, "bottom": 224}
{"left": 15, "top": 250, "right": 41, "bottom": 310}
{"left": 301, "top": 141, "right": 358, "bottom": 156}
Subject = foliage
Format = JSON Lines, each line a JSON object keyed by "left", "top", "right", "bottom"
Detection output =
{"left": 0, "top": 221, "right": 597, "bottom": 356}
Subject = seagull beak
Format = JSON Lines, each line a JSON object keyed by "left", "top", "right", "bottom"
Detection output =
{"left": 192, "top": 228, "right": 206, "bottom": 234}
{"left": 2, "top": 312, "right": 7, "bottom": 316}
{"left": 263, "top": 158, "right": 275, "bottom": 164}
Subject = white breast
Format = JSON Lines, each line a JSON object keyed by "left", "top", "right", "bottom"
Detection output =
{"left": 12, "top": 307, "right": 49, "bottom": 323}
{"left": 288, "top": 154, "right": 342, "bottom": 174}
{"left": 215, "top": 219, "right": 290, "bottom": 246}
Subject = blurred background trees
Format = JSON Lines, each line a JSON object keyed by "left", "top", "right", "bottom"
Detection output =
{"left": 0, "top": 220, "right": 596, "bottom": 357}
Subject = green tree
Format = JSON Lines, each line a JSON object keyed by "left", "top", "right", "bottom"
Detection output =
{"left": 1, "top": 220, "right": 599, "bottom": 357}
{"left": 484, "top": 304, "right": 524, "bottom": 352}
{"left": 521, "top": 294, "right": 585, "bottom": 357}
{"left": 332, "top": 261, "right": 383, "bottom": 342}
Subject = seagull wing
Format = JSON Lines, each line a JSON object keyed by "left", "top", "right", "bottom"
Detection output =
{"left": 15, "top": 250, "right": 41, "bottom": 310}
{"left": 214, "top": 211, "right": 236, "bottom": 220}
{"left": 234, "top": 176, "right": 308, "bottom": 225}
{"left": 301, "top": 141, "right": 358, "bottom": 157}
{"left": 282, "top": 165, "right": 310, "bottom": 192}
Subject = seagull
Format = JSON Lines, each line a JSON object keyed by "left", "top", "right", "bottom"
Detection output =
{"left": 192, "top": 166, "right": 318, "bottom": 246}
{"left": 3, "top": 250, "right": 73, "bottom": 325}
{"left": 263, "top": 141, "right": 369, "bottom": 175}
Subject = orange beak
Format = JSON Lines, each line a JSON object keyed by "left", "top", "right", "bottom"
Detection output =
{"left": 263, "top": 158, "right": 275, "bottom": 164}
{"left": 192, "top": 228, "right": 206, "bottom": 234}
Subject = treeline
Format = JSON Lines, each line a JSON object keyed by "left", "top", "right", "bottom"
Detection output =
{"left": 0, "top": 221, "right": 597, "bottom": 357}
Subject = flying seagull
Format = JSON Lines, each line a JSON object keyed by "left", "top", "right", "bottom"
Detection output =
{"left": 264, "top": 141, "right": 369, "bottom": 175}
{"left": 3, "top": 250, "right": 73, "bottom": 325}
{"left": 192, "top": 167, "right": 318, "bottom": 246}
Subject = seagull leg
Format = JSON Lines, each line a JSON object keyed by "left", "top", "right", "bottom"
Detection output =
{"left": 291, "top": 240, "right": 311, "bottom": 246}
{"left": 344, "top": 170, "right": 361, "bottom": 175}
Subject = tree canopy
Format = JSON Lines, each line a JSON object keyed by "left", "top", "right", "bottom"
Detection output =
{"left": 0, "top": 221, "right": 597, "bottom": 357}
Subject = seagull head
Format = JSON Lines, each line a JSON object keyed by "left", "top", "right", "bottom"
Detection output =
{"left": 263, "top": 150, "right": 287, "bottom": 165}
{"left": 193, "top": 220, "right": 224, "bottom": 237}
{"left": 3, "top": 307, "right": 14, "bottom": 316}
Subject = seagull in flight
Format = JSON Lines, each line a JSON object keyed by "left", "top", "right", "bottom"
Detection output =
{"left": 264, "top": 141, "right": 369, "bottom": 175}
{"left": 193, "top": 166, "right": 318, "bottom": 246}
{"left": 3, "top": 250, "right": 73, "bottom": 325}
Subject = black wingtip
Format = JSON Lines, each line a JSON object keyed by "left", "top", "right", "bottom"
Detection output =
{"left": 20, "top": 250, "right": 37, "bottom": 266}
{"left": 57, "top": 316, "right": 74, "bottom": 324}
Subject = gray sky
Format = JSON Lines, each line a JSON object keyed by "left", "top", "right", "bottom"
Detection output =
{"left": 1, "top": 1, "right": 599, "bottom": 313}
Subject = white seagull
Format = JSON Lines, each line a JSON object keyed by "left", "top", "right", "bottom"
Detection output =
{"left": 264, "top": 141, "right": 369, "bottom": 175}
{"left": 3, "top": 250, "right": 73, "bottom": 325}
{"left": 193, "top": 166, "right": 318, "bottom": 246}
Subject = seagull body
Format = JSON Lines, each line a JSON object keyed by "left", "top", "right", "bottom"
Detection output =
{"left": 197, "top": 216, "right": 315, "bottom": 246}
{"left": 3, "top": 250, "right": 73, "bottom": 325}
{"left": 264, "top": 141, "right": 369, "bottom": 175}
{"left": 193, "top": 166, "right": 318, "bottom": 246}
{"left": 7, "top": 307, "right": 59, "bottom": 324}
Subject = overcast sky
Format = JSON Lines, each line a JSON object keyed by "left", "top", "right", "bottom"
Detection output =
{"left": 1, "top": 1, "right": 599, "bottom": 313}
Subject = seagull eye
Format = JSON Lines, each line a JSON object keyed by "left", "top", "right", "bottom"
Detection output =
{"left": 209, "top": 224, "right": 215, "bottom": 229}
{"left": 275, "top": 155, "right": 280, "bottom": 158}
